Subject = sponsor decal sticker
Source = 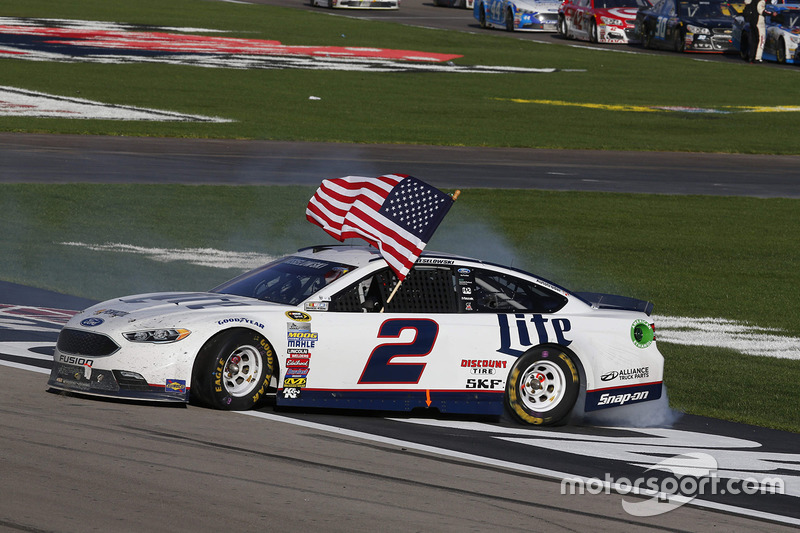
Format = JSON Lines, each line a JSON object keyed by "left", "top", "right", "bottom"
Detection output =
{"left": 631, "top": 319, "right": 655, "bottom": 349}
{"left": 80, "top": 317, "right": 104, "bottom": 327}
{"left": 166, "top": 379, "right": 187, "bottom": 393}
{"left": 286, "top": 310, "right": 311, "bottom": 322}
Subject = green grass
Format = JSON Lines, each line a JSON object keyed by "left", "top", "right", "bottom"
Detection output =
{"left": 1, "top": 0, "right": 800, "bottom": 152}
{"left": 1, "top": 184, "right": 798, "bottom": 431}
{"left": 1, "top": 0, "right": 798, "bottom": 431}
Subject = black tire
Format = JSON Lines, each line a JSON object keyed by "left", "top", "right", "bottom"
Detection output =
{"left": 479, "top": 5, "right": 487, "bottom": 28}
{"left": 558, "top": 15, "right": 567, "bottom": 38}
{"left": 777, "top": 38, "right": 786, "bottom": 64}
{"left": 505, "top": 7, "right": 515, "bottom": 32}
{"left": 505, "top": 345, "right": 580, "bottom": 426}
{"left": 740, "top": 33, "right": 751, "bottom": 61}
{"left": 191, "top": 329, "right": 275, "bottom": 410}
{"left": 673, "top": 28, "right": 685, "bottom": 52}
{"left": 643, "top": 25, "right": 653, "bottom": 49}
{"left": 589, "top": 19, "right": 598, "bottom": 43}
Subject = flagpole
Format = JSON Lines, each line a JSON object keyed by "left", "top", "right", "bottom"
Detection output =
{"left": 380, "top": 189, "right": 461, "bottom": 313}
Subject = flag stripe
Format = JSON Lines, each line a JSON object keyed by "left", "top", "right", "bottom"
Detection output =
{"left": 305, "top": 174, "right": 452, "bottom": 280}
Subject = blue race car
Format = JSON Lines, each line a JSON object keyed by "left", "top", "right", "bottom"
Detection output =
{"left": 475, "top": 0, "right": 562, "bottom": 31}
{"left": 732, "top": 4, "right": 800, "bottom": 63}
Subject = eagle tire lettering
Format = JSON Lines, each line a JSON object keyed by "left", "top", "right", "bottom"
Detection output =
{"left": 191, "top": 328, "right": 275, "bottom": 411}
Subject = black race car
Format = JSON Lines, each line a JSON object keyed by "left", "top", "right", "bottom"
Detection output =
{"left": 635, "top": 0, "right": 737, "bottom": 52}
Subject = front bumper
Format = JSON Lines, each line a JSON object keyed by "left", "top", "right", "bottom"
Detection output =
{"left": 48, "top": 362, "right": 189, "bottom": 402}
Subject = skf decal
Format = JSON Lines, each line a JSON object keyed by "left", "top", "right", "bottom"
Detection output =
{"left": 466, "top": 378, "right": 503, "bottom": 389}
{"left": 497, "top": 314, "right": 572, "bottom": 356}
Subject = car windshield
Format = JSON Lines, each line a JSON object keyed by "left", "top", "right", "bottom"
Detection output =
{"left": 596, "top": 0, "right": 650, "bottom": 8}
{"left": 679, "top": 1, "right": 724, "bottom": 17}
{"left": 211, "top": 256, "right": 355, "bottom": 305}
{"left": 772, "top": 11, "right": 800, "bottom": 27}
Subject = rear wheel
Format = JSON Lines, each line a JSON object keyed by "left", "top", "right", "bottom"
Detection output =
{"left": 643, "top": 25, "right": 653, "bottom": 48}
{"left": 191, "top": 329, "right": 275, "bottom": 410}
{"left": 505, "top": 346, "right": 580, "bottom": 426}
{"left": 558, "top": 15, "right": 568, "bottom": 38}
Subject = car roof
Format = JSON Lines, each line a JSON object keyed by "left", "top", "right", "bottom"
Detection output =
{"left": 293, "top": 244, "right": 484, "bottom": 268}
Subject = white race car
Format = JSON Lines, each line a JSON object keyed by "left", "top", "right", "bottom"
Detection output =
{"left": 312, "top": 0, "right": 399, "bottom": 9}
{"left": 48, "top": 245, "right": 664, "bottom": 426}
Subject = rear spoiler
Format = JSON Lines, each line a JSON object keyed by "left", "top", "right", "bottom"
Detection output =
{"left": 574, "top": 292, "right": 654, "bottom": 316}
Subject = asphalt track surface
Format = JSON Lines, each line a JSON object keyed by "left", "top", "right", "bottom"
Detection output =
{"left": 1, "top": 2, "right": 799, "bottom": 530}
{"left": 2, "top": 284, "right": 800, "bottom": 531}
{"left": 2, "top": 133, "right": 800, "bottom": 196}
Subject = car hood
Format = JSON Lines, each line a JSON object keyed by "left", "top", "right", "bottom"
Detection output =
{"left": 74, "top": 292, "right": 275, "bottom": 325}
{"left": 596, "top": 7, "right": 639, "bottom": 20}
{"left": 683, "top": 16, "right": 734, "bottom": 28}
{"left": 514, "top": 0, "right": 562, "bottom": 11}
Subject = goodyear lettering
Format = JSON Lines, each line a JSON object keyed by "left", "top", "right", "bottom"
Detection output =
{"left": 597, "top": 390, "right": 649, "bottom": 406}
{"left": 217, "top": 317, "right": 264, "bottom": 329}
{"left": 466, "top": 378, "right": 503, "bottom": 389}
{"left": 497, "top": 314, "right": 572, "bottom": 356}
{"left": 59, "top": 355, "right": 94, "bottom": 366}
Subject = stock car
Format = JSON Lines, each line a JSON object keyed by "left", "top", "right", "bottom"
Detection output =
{"left": 475, "top": 0, "right": 562, "bottom": 31}
{"left": 312, "top": 0, "right": 399, "bottom": 9}
{"left": 558, "top": 0, "right": 653, "bottom": 43}
{"left": 635, "top": 0, "right": 736, "bottom": 52}
{"left": 48, "top": 245, "right": 664, "bottom": 426}
{"left": 732, "top": 3, "right": 800, "bottom": 63}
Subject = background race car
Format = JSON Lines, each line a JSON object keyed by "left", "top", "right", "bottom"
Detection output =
{"left": 558, "top": 0, "right": 652, "bottom": 43}
{"left": 313, "top": 0, "right": 399, "bottom": 9}
{"left": 475, "top": 0, "right": 562, "bottom": 31}
{"left": 732, "top": 4, "right": 800, "bottom": 63}
{"left": 636, "top": 0, "right": 736, "bottom": 52}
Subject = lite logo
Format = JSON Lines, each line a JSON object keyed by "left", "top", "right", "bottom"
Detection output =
{"left": 497, "top": 314, "right": 572, "bottom": 356}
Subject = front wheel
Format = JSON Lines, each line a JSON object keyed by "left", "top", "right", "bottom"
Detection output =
{"left": 505, "top": 346, "right": 579, "bottom": 426}
{"left": 479, "top": 6, "right": 488, "bottom": 28}
{"left": 589, "top": 20, "right": 599, "bottom": 43}
{"left": 505, "top": 7, "right": 515, "bottom": 31}
{"left": 673, "top": 28, "right": 685, "bottom": 52}
{"left": 740, "top": 33, "right": 751, "bottom": 61}
{"left": 191, "top": 329, "right": 275, "bottom": 410}
{"left": 777, "top": 38, "right": 786, "bottom": 64}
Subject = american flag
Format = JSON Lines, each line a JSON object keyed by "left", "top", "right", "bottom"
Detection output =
{"left": 306, "top": 174, "right": 454, "bottom": 280}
